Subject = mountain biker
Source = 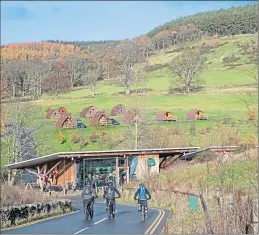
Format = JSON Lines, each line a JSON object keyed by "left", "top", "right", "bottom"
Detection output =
{"left": 81, "top": 180, "right": 97, "bottom": 215}
{"left": 103, "top": 182, "right": 121, "bottom": 214}
{"left": 134, "top": 183, "right": 151, "bottom": 212}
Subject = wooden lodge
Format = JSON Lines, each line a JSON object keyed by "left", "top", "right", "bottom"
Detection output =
{"left": 124, "top": 109, "right": 140, "bottom": 123}
{"left": 111, "top": 104, "right": 126, "bottom": 116}
{"left": 90, "top": 112, "right": 108, "bottom": 126}
{"left": 186, "top": 109, "right": 208, "bottom": 120}
{"left": 56, "top": 113, "right": 76, "bottom": 128}
{"left": 155, "top": 111, "right": 177, "bottom": 121}
{"left": 80, "top": 106, "right": 97, "bottom": 118}
{"left": 46, "top": 107, "right": 68, "bottom": 119}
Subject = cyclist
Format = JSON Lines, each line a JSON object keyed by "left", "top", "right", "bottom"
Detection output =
{"left": 134, "top": 183, "right": 151, "bottom": 212}
{"left": 103, "top": 182, "right": 121, "bottom": 214}
{"left": 81, "top": 180, "right": 97, "bottom": 216}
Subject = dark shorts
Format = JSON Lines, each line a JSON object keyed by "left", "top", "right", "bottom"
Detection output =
{"left": 139, "top": 200, "right": 147, "bottom": 207}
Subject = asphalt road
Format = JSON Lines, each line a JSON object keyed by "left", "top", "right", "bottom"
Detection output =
{"left": 2, "top": 196, "right": 169, "bottom": 234}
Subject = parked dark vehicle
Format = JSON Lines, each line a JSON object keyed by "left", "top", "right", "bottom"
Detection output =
{"left": 108, "top": 119, "right": 120, "bottom": 125}
{"left": 77, "top": 122, "right": 87, "bottom": 128}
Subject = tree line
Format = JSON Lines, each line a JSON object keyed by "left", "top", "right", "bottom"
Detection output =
{"left": 147, "top": 4, "right": 258, "bottom": 37}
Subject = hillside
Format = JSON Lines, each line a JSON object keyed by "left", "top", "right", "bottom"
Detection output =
{"left": 147, "top": 3, "right": 258, "bottom": 37}
{"left": 0, "top": 4, "right": 258, "bottom": 166}
{"left": 1, "top": 33, "right": 257, "bottom": 166}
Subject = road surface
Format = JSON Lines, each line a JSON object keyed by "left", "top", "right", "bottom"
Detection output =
{"left": 2, "top": 195, "right": 169, "bottom": 234}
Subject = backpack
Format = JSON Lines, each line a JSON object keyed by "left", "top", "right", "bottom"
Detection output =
{"left": 106, "top": 187, "right": 115, "bottom": 200}
{"left": 139, "top": 186, "right": 147, "bottom": 200}
{"left": 84, "top": 185, "right": 91, "bottom": 195}
{"left": 140, "top": 186, "right": 146, "bottom": 196}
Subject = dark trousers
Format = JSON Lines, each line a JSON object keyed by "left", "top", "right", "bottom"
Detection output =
{"left": 106, "top": 198, "right": 116, "bottom": 212}
{"left": 83, "top": 198, "right": 94, "bottom": 214}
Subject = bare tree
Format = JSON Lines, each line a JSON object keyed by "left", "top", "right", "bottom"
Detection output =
{"left": 27, "top": 59, "right": 52, "bottom": 99}
{"left": 1, "top": 62, "right": 27, "bottom": 99}
{"left": 115, "top": 40, "right": 146, "bottom": 95}
{"left": 132, "top": 36, "right": 154, "bottom": 58}
{"left": 42, "top": 61, "right": 72, "bottom": 98}
{"left": 3, "top": 102, "right": 43, "bottom": 186}
{"left": 64, "top": 56, "right": 87, "bottom": 87}
{"left": 83, "top": 62, "right": 103, "bottom": 97}
{"left": 171, "top": 50, "right": 205, "bottom": 95}
{"left": 122, "top": 95, "right": 149, "bottom": 149}
{"left": 239, "top": 69, "right": 258, "bottom": 129}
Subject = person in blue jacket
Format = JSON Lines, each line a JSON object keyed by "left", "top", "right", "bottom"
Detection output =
{"left": 134, "top": 183, "right": 151, "bottom": 211}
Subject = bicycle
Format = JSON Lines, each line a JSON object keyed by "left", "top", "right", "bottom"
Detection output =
{"left": 84, "top": 202, "right": 93, "bottom": 220}
{"left": 135, "top": 199, "right": 150, "bottom": 222}
{"left": 106, "top": 197, "right": 119, "bottom": 220}
{"left": 84, "top": 198, "right": 96, "bottom": 220}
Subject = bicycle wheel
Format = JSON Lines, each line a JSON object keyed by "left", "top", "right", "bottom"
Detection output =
{"left": 112, "top": 203, "right": 115, "bottom": 219}
{"left": 85, "top": 205, "right": 89, "bottom": 220}
{"left": 90, "top": 208, "right": 94, "bottom": 219}
{"left": 141, "top": 205, "right": 145, "bottom": 222}
{"left": 107, "top": 201, "right": 112, "bottom": 220}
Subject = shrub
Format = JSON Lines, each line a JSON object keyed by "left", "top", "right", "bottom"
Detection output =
{"left": 71, "top": 134, "right": 80, "bottom": 144}
{"left": 89, "top": 130, "right": 99, "bottom": 143}
{"left": 79, "top": 137, "right": 88, "bottom": 150}
{"left": 1, "top": 185, "right": 48, "bottom": 207}
{"left": 248, "top": 110, "right": 256, "bottom": 120}
{"left": 57, "top": 131, "right": 65, "bottom": 144}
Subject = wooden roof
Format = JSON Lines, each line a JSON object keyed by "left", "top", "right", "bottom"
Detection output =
{"left": 155, "top": 111, "right": 173, "bottom": 121}
{"left": 46, "top": 109, "right": 55, "bottom": 119}
{"left": 80, "top": 106, "right": 96, "bottom": 117}
{"left": 125, "top": 108, "right": 139, "bottom": 122}
{"left": 56, "top": 112, "right": 73, "bottom": 128}
{"left": 186, "top": 109, "right": 203, "bottom": 119}
{"left": 111, "top": 104, "right": 126, "bottom": 116}
{"left": 90, "top": 112, "right": 108, "bottom": 126}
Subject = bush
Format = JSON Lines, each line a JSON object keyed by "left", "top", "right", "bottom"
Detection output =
{"left": 57, "top": 131, "right": 65, "bottom": 144}
{"left": 1, "top": 185, "right": 48, "bottom": 207}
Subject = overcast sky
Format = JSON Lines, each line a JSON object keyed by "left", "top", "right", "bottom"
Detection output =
{"left": 1, "top": 1, "right": 256, "bottom": 45}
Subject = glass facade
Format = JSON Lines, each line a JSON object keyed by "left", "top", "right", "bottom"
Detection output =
{"left": 77, "top": 157, "right": 117, "bottom": 189}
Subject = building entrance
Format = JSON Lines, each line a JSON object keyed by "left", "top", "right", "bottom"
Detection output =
{"left": 77, "top": 158, "right": 116, "bottom": 189}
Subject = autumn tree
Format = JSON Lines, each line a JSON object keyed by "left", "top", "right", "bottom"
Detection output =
{"left": 42, "top": 61, "right": 72, "bottom": 97}
{"left": 132, "top": 36, "right": 154, "bottom": 58}
{"left": 171, "top": 50, "right": 205, "bottom": 95}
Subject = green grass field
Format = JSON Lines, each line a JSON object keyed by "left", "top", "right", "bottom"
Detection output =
{"left": 2, "top": 34, "right": 258, "bottom": 158}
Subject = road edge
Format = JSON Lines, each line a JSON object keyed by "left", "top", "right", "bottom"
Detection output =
{"left": 116, "top": 202, "right": 167, "bottom": 234}
{"left": 1, "top": 209, "right": 80, "bottom": 232}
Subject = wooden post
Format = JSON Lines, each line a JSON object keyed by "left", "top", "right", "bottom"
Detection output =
{"left": 37, "top": 166, "right": 43, "bottom": 191}
{"left": 116, "top": 157, "right": 119, "bottom": 187}
{"left": 63, "top": 158, "right": 66, "bottom": 195}
{"left": 126, "top": 156, "right": 130, "bottom": 184}
{"left": 199, "top": 193, "right": 214, "bottom": 234}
